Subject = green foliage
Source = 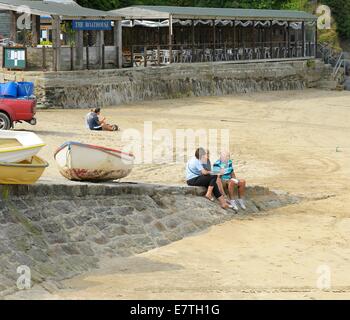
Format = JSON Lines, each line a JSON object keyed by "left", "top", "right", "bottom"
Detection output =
{"left": 306, "top": 59, "right": 315, "bottom": 68}
{"left": 77, "top": 0, "right": 121, "bottom": 10}
{"left": 322, "top": 0, "right": 350, "bottom": 39}
{"left": 77, "top": 0, "right": 350, "bottom": 41}
{"left": 40, "top": 40, "right": 53, "bottom": 46}
{"left": 76, "top": 0, "right": 309, "bottom": 10}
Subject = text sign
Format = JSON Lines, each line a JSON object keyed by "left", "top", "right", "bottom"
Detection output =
{"left": 3, "top": 47, "right": 26, "bottom": 70}
{"left": 72, "top": 20, "right": 112, "bottom": 31}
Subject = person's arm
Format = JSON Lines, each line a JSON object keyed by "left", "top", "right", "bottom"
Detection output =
{"left": 201, "top": 169, "right": 211, "bottom": 175}
{"left": 194, "top": 160, "right": 210, "bottom": 176}
{"left": 97, "top": 117, "right": 106, "bottom": 125}
{"left": 230, "top": 169, "right": 240, "bottom": 183}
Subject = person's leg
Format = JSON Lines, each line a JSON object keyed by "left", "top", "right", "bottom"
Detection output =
{"left": 238, "top": 179, "right": 246, "bottom": 198}
{"left": 187, "top": 175, "right": 213, "bottom": 200}
{"left": 237, "top": 179, "right": 247, "bottom": 210}
{"left": 216, "top": 177, "right": 226, "bottom": 198}
{"left": 227, "top": 180, "right": 239, "bottom": 211}
{"left": 209, "top": 176, "right": 229, "bottom": 209}
{"left": 228, "top": 180, "right": 236, "bottom": 200}
{"left": 101, "top": 123, "right": 115, "bottom": 131}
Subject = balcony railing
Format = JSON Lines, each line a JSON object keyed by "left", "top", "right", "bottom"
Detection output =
{"left": 123, "top": 41, "right": 316, "bottom": 67}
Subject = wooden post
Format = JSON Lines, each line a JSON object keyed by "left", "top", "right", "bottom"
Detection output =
{"left": 96, "top": 30, "right": 104, "bottom": 69}
{"left": 213, "top": 20, "right": 216, "bottom": 50}
{"left": 144, "top": 46, "right": 147, "bottom": 67}
{"left": 52, "top": 15, "right": 61, "bottom": 71}
{"left": 42, "top": 46, "right": 46, "bottom": 71}
{"left": 75, "top": 30, "right": 84, "bottom": 70}
{"left": 131, "top": 45, "right": 134, "bottom": 67}
{"left": 233, "top": 20, "right": 236, "bottom": 56}
{"left": 314, "top": 22, "right": 318, "bottom": 57}
{"left": 31, "top": 15, "right": 39, "bottom": 46}
{"left": 70, "top": 45, "right": 74, "bottom": 70}
{"left": 252, "top": 24, "right": 256, "bottom": 57}
{"left": 157, "top": 45, "right": 161, "bottom": 66}
{"left": 102, "top": 44, "right": 105, "bottom": 69}
{"left": 302, "top": 21, "right": 305, "bottom": 57}
{"left": 287, "top": 21, "right": 291, "bottom": 58}
{"left": 86, "top": 46, "right": 90, "bottom": 70}
{"left": 270, "top": 20, "right": 273, "bottom": 59}
{"left": 191, "top": 19, "right": 195, "bottom": 55}
{"left": 114, "top": 20, "right": 122, "bottom": 69}
{"left": 169, "top": 14, "right": 173, "bottom": 64}
{"left": 9, "top": 11, "right": 16, "bottom": 42}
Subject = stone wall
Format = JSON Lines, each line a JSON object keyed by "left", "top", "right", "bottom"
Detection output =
{"left": 0, "top": 181, "right": 300, "bottom": 297}
{"left": 0, "top": 59, "right": 329, "bottom": 109}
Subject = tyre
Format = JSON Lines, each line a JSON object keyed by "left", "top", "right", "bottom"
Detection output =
{"left": 0, "top": 112, "right": 11, "bottom": 130}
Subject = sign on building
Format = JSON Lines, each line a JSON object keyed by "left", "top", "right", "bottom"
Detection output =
{"left": 2, "top": 47, "right": 26, "bottom": 70}
{"left": 72, "top": 20, "right": 112, "bottom": 31}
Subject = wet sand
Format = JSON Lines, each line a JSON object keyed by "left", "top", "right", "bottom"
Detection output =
{"left": 12, "top": 89, "right": 350, "bottom": 299}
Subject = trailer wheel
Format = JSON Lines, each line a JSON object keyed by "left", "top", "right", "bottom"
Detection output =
{"left": 0, "top": 112, "right": 11, "bottom": 130}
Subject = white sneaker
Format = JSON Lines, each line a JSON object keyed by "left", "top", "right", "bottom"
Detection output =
{"left": 230, "top": 200, "right": 239, "bottom": 211}
{"left": 237, "top": 199, "right": 247, "bottom": 210}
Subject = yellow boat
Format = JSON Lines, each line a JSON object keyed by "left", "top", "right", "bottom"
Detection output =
{"left": 0, "top": 156, "right": 48, "bottom": 185}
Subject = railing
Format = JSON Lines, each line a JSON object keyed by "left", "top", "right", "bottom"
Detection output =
{"left": 318, "top": 42, "right": 347, "bottom": 81}
{"left": 123, "top": 41, "right": 316, "bottom": 67}
{"left": 333, "top": 52, "right": 345, "bottom": 79}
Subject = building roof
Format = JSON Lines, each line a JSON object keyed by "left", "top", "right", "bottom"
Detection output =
{"left": 0, "top": 0, "right": 122, "bottom": 20}
{"left": 110, "top": 5, "right": 316, "bottom": 21}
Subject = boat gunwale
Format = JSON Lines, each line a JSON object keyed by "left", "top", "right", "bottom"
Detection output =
{"left": 54, "top": 141, "right": 135, "bottom": 160}
{"left": 0, "top": 143, "right": 46, "bottom": 154}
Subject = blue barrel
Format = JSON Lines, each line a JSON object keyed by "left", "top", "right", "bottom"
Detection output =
{"left": 17, "top": 82, "right": 34, "bottom": 97}
{"left": 0, "top": 82, "right": 17, "bottom": 98}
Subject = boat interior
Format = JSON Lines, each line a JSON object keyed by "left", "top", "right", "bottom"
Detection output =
{"left": 0, "top": 139, "right": 22, "bottom": 149}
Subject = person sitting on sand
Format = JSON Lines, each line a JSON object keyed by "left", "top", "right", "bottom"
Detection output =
{"left": 186, "top": 147, "right": 229, "bottom": 209}
{"left": 213, "top": 151, "right": 247, "bottom": 211}
{"left": 86, "top": 108, "right": 119, "bottom": 132}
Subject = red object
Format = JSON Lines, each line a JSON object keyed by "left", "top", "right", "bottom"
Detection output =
{"left": 0, "top": 98, "right": 37, "bottom": 129}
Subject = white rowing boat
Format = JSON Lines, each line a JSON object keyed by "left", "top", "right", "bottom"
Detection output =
{"left": 54, "top": 141, "right": 135, "bottom": 182}
{"left": 0, "top": 130, "right": 45, "bottom": 163}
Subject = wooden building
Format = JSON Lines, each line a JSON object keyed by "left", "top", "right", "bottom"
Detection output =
{"left": 110, "top": 6, "right": 318, "bottom": 66}
{"left": 0, "top": 0, "right": 123, "bottom": 71}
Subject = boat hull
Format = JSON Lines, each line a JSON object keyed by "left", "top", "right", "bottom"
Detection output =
{"left": 0, "top": 145, "right": 44, "bottom": 163}
{"left": 55, "top": 142, "right": 134, "bottom": 182}
{"left": 0, "top": 156, "right": 48, "bottom": 185}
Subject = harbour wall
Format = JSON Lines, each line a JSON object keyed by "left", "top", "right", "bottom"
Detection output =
{"left": 0, "top": 59, "right": 330, "bottom": 109}
{"left": 0, "top": 181, "right": 300, "bottom": 297}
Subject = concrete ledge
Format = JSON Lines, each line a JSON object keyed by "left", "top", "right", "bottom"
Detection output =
{"left": 0, "top": 179, "right": 278, "bottom": 199}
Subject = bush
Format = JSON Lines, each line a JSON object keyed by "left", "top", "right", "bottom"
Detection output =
{"left": 40, "top": 40, "right": 52, "bottom": 46}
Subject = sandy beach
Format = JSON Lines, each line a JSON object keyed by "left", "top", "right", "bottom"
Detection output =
{"left": 12, "top": 88, "right": 350, "bottom": 299}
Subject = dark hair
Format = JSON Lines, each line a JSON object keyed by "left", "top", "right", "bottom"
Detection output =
{"left": 94, "top": 108, "right": 101, "bottom": 113}
{"left": 195, "top": 147, "right": 207, "bottom": 160}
